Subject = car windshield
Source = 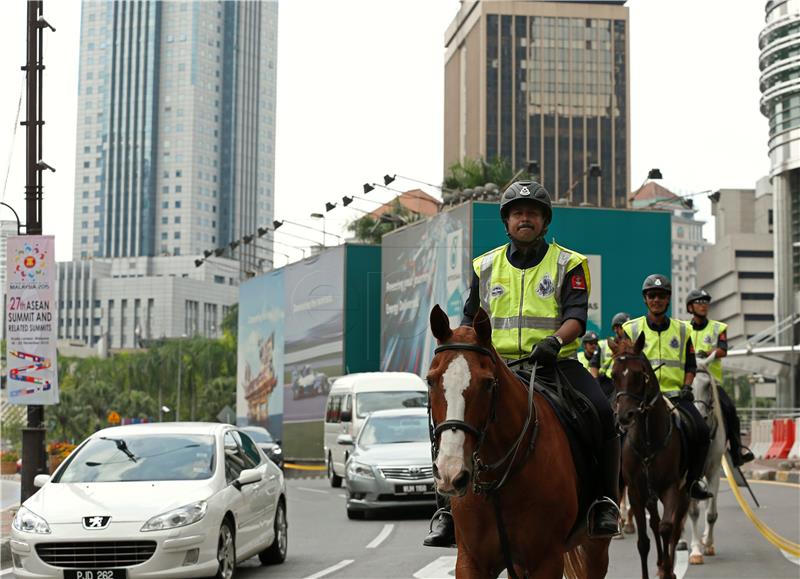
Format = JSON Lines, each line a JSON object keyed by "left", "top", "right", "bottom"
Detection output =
{"left": 242, "top": 429, "right": 274, "bottom": 444}
{"left": 358, "top": 414, "right": 429, "bottom": 446}
{"left": 356, "top": 391, "right": 428, "bottom": 418}
{"left": 56, "top": 434, "right": 216, "bottom": 483}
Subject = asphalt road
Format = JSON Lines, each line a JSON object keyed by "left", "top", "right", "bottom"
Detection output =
{"left": 1, "top": 476, "right": 797, "bottom": 578}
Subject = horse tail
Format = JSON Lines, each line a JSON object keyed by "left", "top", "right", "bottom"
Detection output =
{"left": 563, "top": 544, "right": 589, "bottom": 579}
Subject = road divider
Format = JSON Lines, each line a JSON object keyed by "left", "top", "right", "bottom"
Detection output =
{"left": 285, "top": 462, "right": 326, "bottom": 471}
{"left": 722, "top": 454, "right": 800, "bottom": 557}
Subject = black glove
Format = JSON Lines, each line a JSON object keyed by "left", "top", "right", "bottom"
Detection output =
{"left": 680, "top": 387, "right": 694, "bottom": 402}
{"left": 530, "top": 335, "right": 562, "bottom": 366}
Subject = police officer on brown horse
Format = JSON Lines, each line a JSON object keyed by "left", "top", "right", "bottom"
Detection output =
{"left": 424, "top": 180, "right": 622, "bottom": 547}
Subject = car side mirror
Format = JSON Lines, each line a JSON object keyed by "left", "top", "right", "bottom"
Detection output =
{"left": 233, "top": 467, "right": 262, "bottom": 490}
{"left": 340, "top": 410, "right": 352, "bottom": 423}
{"left": 34, "top": 474, "right": 50, "bottom": 488}
{"left": 274, "top": 439, "right": 282, "bottom": 446}
{"left": 336, "top": 434, "right": 354, "bottom": 446}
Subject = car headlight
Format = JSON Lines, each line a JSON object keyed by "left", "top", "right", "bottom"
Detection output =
{"left": 12, "top": 506, "right": 51, "bottom": 534}
{"left": 140, "top": 501, "right": 207, "bottom": 532}
{"left": 270, "top": 447, "right": 282, "bottom": 455}
{"left": 346, "top": 460, "right": 375, "bottom": 479}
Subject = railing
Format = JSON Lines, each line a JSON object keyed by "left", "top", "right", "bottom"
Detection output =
{"left": 736, "top": 407, "right": 800, "bottom": 434}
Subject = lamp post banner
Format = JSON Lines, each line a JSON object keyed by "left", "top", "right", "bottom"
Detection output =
{"left": 6, "top": 235, "right": 59, "bottom": 405}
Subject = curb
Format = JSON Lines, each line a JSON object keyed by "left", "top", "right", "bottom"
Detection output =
{"left": 741, "top": 468, "right": 800, "bottom": 483}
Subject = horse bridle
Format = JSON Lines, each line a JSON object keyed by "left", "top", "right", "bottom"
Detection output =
{"left": 430, "top": 343, "right": 499, "bottom": 460}
{"left": 613, "top": 354, "right": 662, "bottom": 419}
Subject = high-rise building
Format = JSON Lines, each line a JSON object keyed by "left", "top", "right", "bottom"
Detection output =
{"left": 629, "top": 182, "right": 707, "bottom": 310}
{"left": 443, "top": 0, "right": 630, "bottom": 207}
{"left": 759, "top": 0, "right": 800, "bottom": 406}
{"left": 72, "top": 1, "right": 278, "bottom": 274}
{"left": 695, "top": 182, "right": 776, "bottom": 391}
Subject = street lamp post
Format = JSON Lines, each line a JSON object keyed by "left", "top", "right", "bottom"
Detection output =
{"left": 310, "top": 212, "right": 326, "bottom": 245}
{"left": 557, "top": 163, "right": 602, "bottom": 206}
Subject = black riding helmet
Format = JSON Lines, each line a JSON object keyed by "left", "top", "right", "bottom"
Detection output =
{"left": 611, "top": 312, "right": 630, "bottom": 328}
{"left": 686, "top": 288, "right": 712, "bottom": 313}
{"left": 582, "top": 331, "right": 599, "bottom": 346}
{"left": 641, "top": 274, "right": 671, "bottom": 295}
{"left": 499, "top": 180, "right": 552, "bottom": 226}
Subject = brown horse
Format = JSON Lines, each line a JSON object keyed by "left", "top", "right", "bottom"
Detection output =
{"left": 608, "top": 334, "right": 689, "bottom": 579}
{"left": 427, "top": 305, "right": 610, "bottom": 579}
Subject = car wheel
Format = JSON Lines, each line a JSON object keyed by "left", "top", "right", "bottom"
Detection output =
{"left": 259, "top": 500, "right": 288, "bottom": 565}
{"left": 215, "top": 520, "right": 236, "bottom": 579}
{"left": 327, "top": 454, "right": 342, "bottom": 488}
{"left": 347, "top": 507, "right": 365, "bottom": 520}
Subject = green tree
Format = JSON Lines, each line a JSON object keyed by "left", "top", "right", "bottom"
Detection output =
{"left": 443, "top": 156, "right": 514, "bottom": 190}
{"left": 346, "top": 198, "right": 421, "bottom": 244}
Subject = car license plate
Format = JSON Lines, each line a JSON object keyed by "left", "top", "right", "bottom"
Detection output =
{"left": 396, "top": 483, "right": 433, "bottom": 494}
{"left": 64, "top": 570, "right": 127, "bottom": 579}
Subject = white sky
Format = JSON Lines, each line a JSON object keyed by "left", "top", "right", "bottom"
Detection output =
{"left": 0, "top": 0, "right": 768, "bottom": 262}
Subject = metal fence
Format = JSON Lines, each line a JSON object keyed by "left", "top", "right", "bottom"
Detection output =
{"left": 736, "top": 407, "right": 800, "bottom": 434}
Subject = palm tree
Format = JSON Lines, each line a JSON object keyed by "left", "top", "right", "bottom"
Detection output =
{"left": 443, "top": 156, "right": 515, "bottom": 191}
{"left": 346, "top": 198, "right": 420, "bottom": 244}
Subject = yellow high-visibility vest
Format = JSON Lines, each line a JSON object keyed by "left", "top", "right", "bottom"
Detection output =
{"left": 577, "top": 351, "right": 591, "bottom": 369}
{"left": 622, "top": 316, "right": 688, "bottom": 392}
{"left": 473, "top": 242, "right": 590, "bottom": 360}
{"left": 598, "top": 339, "right": 613, "bottom": 378}
{"left": 687, "top": 319, "right": 727, "bottom": 384}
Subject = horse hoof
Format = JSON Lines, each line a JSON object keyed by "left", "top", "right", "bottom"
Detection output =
{"left": 704, "top": 545, "right": 716, "bottom": 556}
{"left": 623, "top": 522, "right": 636, "bottom": 534}
{"left": 689, "top": 554, "right": 704, "bottom": 565}
{"left": 676, "top": 540, "right": 687, "bottom": 551}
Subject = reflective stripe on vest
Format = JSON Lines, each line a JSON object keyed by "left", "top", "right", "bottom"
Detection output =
{"left": 688, "top": 319, "right": 726, "bottom": 384}
{"left": 473, "top": 242, "right": 590, "bottom": 360}
{"left": 623, "top": 316, "right": 688, "bottom": 392}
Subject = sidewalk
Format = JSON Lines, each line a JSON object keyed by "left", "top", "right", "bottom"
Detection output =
{"left": 0, "top": 474, "right": 20, "bottom": 568}
{"left": 740, "top": 457, "right": 800, "bottom": 483}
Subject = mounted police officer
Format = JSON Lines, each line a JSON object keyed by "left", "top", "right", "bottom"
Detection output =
{"left": 622, "top": 275, "right": 714, "bottom": 501}
{"left": 685, "top": 289, "right": 754, "bottom": 467}
{"left": 578, "top": 331, "right": 600, "bottom": 370}
{"left": 424, "top": 180, "right": 622, "bottom": 548}
{"left": 590, "top": 312, "right": 629, "bottom": 397}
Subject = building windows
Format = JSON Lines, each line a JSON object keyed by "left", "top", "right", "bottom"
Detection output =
{"left": 738, "top": 271, "right": 774, "bottom": 279}
{"left": 734, "top": 249, "right": 774, "bottom": 258}
{"left": 741, "top": 292, "right": 775, "bottom": 300}
{"left": 743, "top": 313, "right": 775, "bottom": 321}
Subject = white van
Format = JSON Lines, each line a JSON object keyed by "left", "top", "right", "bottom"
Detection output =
{"left": 323, "top": 372, "right": 428, "bottom": 487}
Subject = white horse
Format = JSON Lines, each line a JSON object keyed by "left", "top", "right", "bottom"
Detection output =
{"left": 686, "top": 352, "right": 727, "bottom": 565}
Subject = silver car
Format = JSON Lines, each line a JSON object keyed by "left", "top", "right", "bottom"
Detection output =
{"left": 340, "top": 408, "right": 435, "bottom": 519}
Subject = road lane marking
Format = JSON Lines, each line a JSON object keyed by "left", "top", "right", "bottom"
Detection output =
{"left": 297, "top": 486, "right": 329, "bottom": 495}
{"left": 782, "top": 549, "right": 800, "bottom": 566}
{"left": 675, "top": 550, "right": 688, "bottom": 579}
{"left": 366, "top": 523, "right": 394, "bottom": 548}
{"left": 303, "top": 559, "right": 354, "bottom": 579}
{"left": 413, "top": 557, "right": 456, "bottom": 578}
{"left": 0, "top": 568, "right": 14, "bottom": 577}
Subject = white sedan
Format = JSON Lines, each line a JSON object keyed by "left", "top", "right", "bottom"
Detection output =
{"left": 10, "top": 422, "right": 288, "bottom": 578}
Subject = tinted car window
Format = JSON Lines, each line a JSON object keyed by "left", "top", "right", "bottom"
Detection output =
{"left": 224, "top": 431, "right": 246, "bottom": 482}
{"left": 358, "top": 415, "right": 429, "bottom": 446}
{"left": 238, "top": 432, "right": 262, "bottom": 466}
{"left": 356, "top": 391, "right": 428, "bottom": 418}
{"left": 57, "top": 435, "right": 215, "bottom": 483}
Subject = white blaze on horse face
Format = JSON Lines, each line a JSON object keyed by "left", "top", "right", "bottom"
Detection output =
{"left": 436, "top": 354, "right": 471, "bottom": 487}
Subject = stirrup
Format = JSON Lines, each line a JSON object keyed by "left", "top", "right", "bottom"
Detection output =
{"left": 586, "top": 496, "right": 622, "bottom": 539}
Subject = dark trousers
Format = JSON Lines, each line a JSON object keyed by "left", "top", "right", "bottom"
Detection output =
{"left": 717, "top": 386, "right": 742, "bottom": 450}
{"left": 673, "top": 396, "right": 711, "bottom": 482}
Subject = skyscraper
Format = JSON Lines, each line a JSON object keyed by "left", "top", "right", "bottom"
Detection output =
{"left": 759, "top": 0, "right": 800, "bottom": 406}
{"left": 444, "top": 0, "right": 629, "bottom": 207}
{"left": 72, "top": 1, "right": 277, "bottom": 274}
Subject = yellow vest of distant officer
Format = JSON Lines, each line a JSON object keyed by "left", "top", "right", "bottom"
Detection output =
{"left": 473, "top": 241, "right": 590, "bottom": 360}
{"left": 622, "top": 316, "right": 689, "bottom": 392}
{"left": 688, "top": 320, "right": 727, "bottom": 385}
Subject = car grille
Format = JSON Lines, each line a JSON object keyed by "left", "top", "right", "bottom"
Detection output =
{"left": 36, "top": 541, "right": 157, "bottom": 568}
{"left": 379, "top": 465, "right": 434, "bottom": 480}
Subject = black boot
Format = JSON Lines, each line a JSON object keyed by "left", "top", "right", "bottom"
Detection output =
{"left": 688, "top": 419, "right": 714, "bottom": 501}
{"left": 689, "top": 479, "right": 713, "bottom": 501}
{"left": 588, "top": 437, "right": 622, "bottom": 538}
{"left": 423, "top": 508, "right": 456, "bottom": 548}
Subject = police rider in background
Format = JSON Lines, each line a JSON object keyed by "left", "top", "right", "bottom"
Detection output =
{"left": 589, "top": 312, "right": 629, "bottom": 397}
{"left": 685, "top": 289, "right": 754, "bottom": 467}
{"left": 578, "top": 331, "right": 600, "bottom": 369}
{"left": 424, "top": 180, "right": 622, "bottom": 547}
{"left": 623, "top": 275, "right": 714, "bottom": 501}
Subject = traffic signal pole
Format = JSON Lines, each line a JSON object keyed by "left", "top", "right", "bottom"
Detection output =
{"left": 20, "top": 0, "right": 54, "bottom": 502}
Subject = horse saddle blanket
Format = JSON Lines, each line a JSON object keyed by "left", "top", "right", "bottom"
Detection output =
{"left": 663, "top": 394, "right": 691, "bottom": 475}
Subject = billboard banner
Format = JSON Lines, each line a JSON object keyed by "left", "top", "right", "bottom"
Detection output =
{"left": 236, "top": 270, "right": 284, "bottom": 440}
{"left": 282, "top": 246, "right": 344, "bottom": 423}
{"left": 381, "top": 204, "right": 472, "bottom": 373}
{"left": 6, "top": 236, "right": 59, "bottom": 405}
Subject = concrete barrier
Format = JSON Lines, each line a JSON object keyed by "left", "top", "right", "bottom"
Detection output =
{"left": 789, "top": 418, "right": 800, "bottom": 460}
{"left": 752, "top": 419, "right": 773, "bottom": 459}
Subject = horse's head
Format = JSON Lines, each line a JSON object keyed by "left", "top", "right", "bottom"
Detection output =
{"left": 608, "top": 332, "right": 660, "bottom": 431}
{"left": 426, "top": 304, "right": 497, "bottom": 497}
{"left": 691, "top": 369, "right": 714, "bottom": 420}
